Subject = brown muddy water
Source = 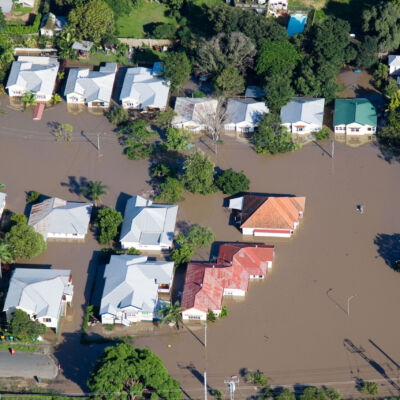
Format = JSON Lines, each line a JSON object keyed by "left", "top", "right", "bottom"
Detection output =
{"left": 1, "top": 98, "right": 400, "bottom": 398}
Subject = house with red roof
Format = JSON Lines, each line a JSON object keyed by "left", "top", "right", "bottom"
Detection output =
{"left": 181, "top": 243, "right": 274, "bottom": 321}
{"left": 228, "top": 194, "right": 306, "bottom": 238}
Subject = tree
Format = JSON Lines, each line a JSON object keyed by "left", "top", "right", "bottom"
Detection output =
{"left": 21, "top": 92, "right": 37, "bottom": 109}
{"left": 155, "top": 109, "right": 177, "bottom": 130}
{"left": 254, "top": 114, "right": 298, "bottom": 155}
{"left": 362, "top": 2, "right": 400, "bottom": 53}
{"left": 54, "top": 123, "right": 73, "bottom": 142}
{"left": 184, "top": 225, "right": 215, "bottom": 248}
{"left": 170, "top": 241, "right": 194, "bottom": 267}
{"left": 5, "top": 223, "right": 46, "bottom": 260}
{"left": 27, "top": 191, "right": 41, "bottom": 204}
{"left": 265, "top": 74, "right": 294, "bottom": 113}
{"left": 183, "top": 150, "right": 216, "bottom": 195}
{"left": 95, "top": 207, "right": 123, "bottom": 245}
{"left": 360, "top": 381, "right": 379, "bottom": 395}
{"left": 300, "top": 387, "right": 328, "bottom": 400}
{"left": 196, "top": 32, "right": 256, "bottom": 76}
{"left": 164, "top": 128, "right": 192, "bottom": 151}
{"left": 125, "top": 139, "right": 155, "bottom": 160}
{"left": 162, "top": 0, "right": 183, "bottom": 15}
{"left": 158, "top": 301, "right": 184, "bottom": 329}
{"left": 0, "top": 240, "right": 13, "bottom": 274}
{"left": 79, "top": 180, "right": 108, "bottom": 206}
{"left": 9, "top": 309, "right": 46, "bottom": 342}
{"left": 163, "top": 52, "right": 191, "bottom": 93}
{"left": 216, "top": 169, "right": 250, "bottom": 195}
{"left": 155, "top": 177, "right": 185, "bottom": 203}
{"left": 106, "top": 106, "right": 129, "bottom": 126}
{"left": 0, "top": 8, "right": 6, "bottom": 33}
{"left": 276, "top": 388, "right": 296, "bottom": 400}
{"left": 152, "top": 23, "right": 177, "bottom": 40}
{"left": 87, "top": 343, "right": 182, "bottom": 400}
{"left": 385, "top": 78, "right": 399, "bottom": 98}
{"left": 51, "top": 93, "right": 62, "bottom": 105}
{"left": 56, "top": 27, "right": 77, "bottom": 59}
{"left": 356, "top": 36, "right": 379, "bottom": 69}
{"left": 219, "top": 305, "right": 228, "bottom": 318}
{"left": 315, "top": 127, "right": 331, "bottom": 141}
{"left": 68, "top": 0, "right": 114, "bottom": 42}
{"left": 0, "top": 182, "right": 5, "bottom": 190}
{"left": 0, "top": 35, "right": 14, "bottom": 84}
{"left": 256, "top": 40, "right": 301, "bottom": 77}
{"left": 207, "top": 309, "right": 217, "bottom": 322}
{"left": 214, "top": 66, "right": 245, "bottom": 96}
{"left": 373, "top": 62, "right": 389, "bottom": 90}
{"left": 151, "top": 163, "right": 176, "bottom": 179}
{"left": 124, "top": 120, "right": 155, "bottom": 142}
{"left": 324, "top": 388, "right": 342, "bottom": 400}
{"left": 10, "top": 213, "right": 27, "bottom": 226}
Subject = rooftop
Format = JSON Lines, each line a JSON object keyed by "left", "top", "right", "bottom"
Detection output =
{"left": 173, "top": 97, "right": 218, "bottom": 125}
{"left": 225, "top": 99, "right": 269, "bottom": 125}
{"left": 280, "top": 97, "right": 325, "bottom": 126}
{"left": 333, "top": 98, "right": 377, "bottom": 127}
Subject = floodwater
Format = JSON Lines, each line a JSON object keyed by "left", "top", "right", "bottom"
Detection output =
{"left": 1, "top": 98, "right": 400, "bottom": 397}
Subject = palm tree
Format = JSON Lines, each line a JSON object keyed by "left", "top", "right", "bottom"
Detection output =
{"left": 158, "top": 300, "right": 184, "bottom": 330}
{"left": 21, "top": 92, "right": 37, "bottom": 110}
{"left": 51, "top": 93, "right": 62, "bottom": 105}
{"left": 79, "top": 180, "right": 108, "bottom": 206}
{"left": 0, "top": 241, "right": 13, "bottom": 279}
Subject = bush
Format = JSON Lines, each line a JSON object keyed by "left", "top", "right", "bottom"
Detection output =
{"left": 127, "top": 247, "right": 141, "bottom": 255}
{"left": 360, "top": 381, "right": 379, "bottom": 395}
{"left": 315, "top": 127, "right": 331, "bottom": 141}
{"left": 10, "top": 213, "right": 27, "bottom": 226}
{"left": 125, "top": 140, "right": 156, "bottom": 160}
{"left": 192, "top": 89, "right": 206, "bottom": 98}
{"left": 244, "top": 369, "right": 267, "bottom": 386}
{"left": 207, "top": 309, "right": 217, "bottom": 322}
{"left": 95, "top": 207, "right": 123, "bottom": 245}
{"left": 219, "top": 306, "right": 228, "bottom": 318}
{"left": 164, "top": 127, "right": 192, "bottom": 151}
{"left": 211, "top": 389, "right": 224, "bottom": 399}
{"left": 151, "top": 23, "right": 177, "bottom": 39}
{"left": 10, "top": 309, "right": 46, "bottom": 341}
{"left": 82, "top": 305, "right": 94, "bottom": 334}
{"left": 170, "top": 242, "right": 194, "bottom": 267}
{"left": 26, "top": 191, "right": 40, "bottom": 204}
{"left": 106, "top": 106, "right": 130, "bottom": 126}
{"left": 216, "top": 169, "right": 250, "bottom": 195}
{"left": 151, "top": 163, "right": 176, "bottom": 179}
{"left": 6, "top": 14, "right": 41, "bottom": 34}
{"left": 104, "top": 324, "right": 115, "bottom": 331}
{"left": 155, "top": 177, "right": 185, "bottom": 203}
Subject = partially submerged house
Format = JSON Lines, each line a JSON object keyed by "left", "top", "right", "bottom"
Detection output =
{"left": 40, "top": 13, "right": 67, "bottom": 37}
{"left": 228, "top": 194, "right": 306, "bottom": 238}
{"left": 3, "top": 268, "right": 73, "bottom": 331}
{"left": 100, "top": 255, "right": 174, "bottom": 325}
{"left": 333, "top": 98, "right": 377, "bottom": 136}
{"left": 224, "top": 99, "right": 269, "bottom": 133}
{"left": 28, "top": 197, "right": 92, "bottom": 241}
{"left": 71, "top": 41, "right": 93, "bottom": 58}
{"left": 172, "top": 98, "right": 218, "bottom": 132}
{"left": 388, "top": 55, "right": 400, "bottom": 76}
{"left": 64, "top": 63, "right": 117, "bottom": 108}
{"left": 6, "top": 56, "right": 59, "bottom": 101}
{"left": 181, "top": 243, "right": 274, "bottom": 320}
{"left": 280, "top": 97, "right": 325, "bottom": 135}
{"left": 119, "top": 67, "right": 170, "bottom": 110}
{"left": 0, "top": 192, "right": 6, "bottom": 220}
{"left": 120, "top": 195, "right": 178, "bottom": 251}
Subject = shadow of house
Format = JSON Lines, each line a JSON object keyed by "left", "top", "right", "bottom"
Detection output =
{"left": 60, "top": 176, "right": 88, "bottom": 197}
{"left": 374, "top": 233, "right": 400, "bottom": 270}
{"left": 115, "top": 192, "right": 131, "bottom": 215}
{"left": 112, "top": 66, "right": 129, "bottom": 105}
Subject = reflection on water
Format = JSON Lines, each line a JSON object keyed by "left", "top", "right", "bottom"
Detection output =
{"left": 335, "top": 133, "right": 377, "bottom": 148}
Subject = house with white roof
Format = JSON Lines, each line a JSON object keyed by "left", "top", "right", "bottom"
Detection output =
{"left": 3, "top": 268, "right": 73, "bottom": 330}
{"left": 100, "top": 255, "right": 174, "bottom": 325}
{"left": 0, "top": 193, "right": 6, "bottom": 220}
{"left": 120, "top": 195, "right": 178, "bottom": 251}
{"left": 388, "top": 55, "right": 400, "bottom": 76}
{"left": 224, "top": 99, "right": 269, "bottom": 133}
{"left": 120, "top": 67, "right": 170, "bottom": 110}
{"left": 6, "top": 56, "right": 59, "bottom": 101}
{"left": 172, "top": 97, "right": 218, "bottom": 132}
{"left": 40, "top": 13, "right": 67, "bottom": 37}
{"left": 280, "top": 97, "right": 325, "bottom": 134}
{"left": 28, "top": 197, "right": 92, "bottom": 241}
{"left": 64, "top": 63, "right": 117, "bottom": 108}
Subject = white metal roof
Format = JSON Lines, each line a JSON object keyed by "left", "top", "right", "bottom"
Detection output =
{"left": 120, "top": 67, "right": 170, "bottom": 109}
{"left": 172, "top": 97, "right": 218, "bottom": 125}
{"left": 71, "top": 41, "right": 93, "bottom": 51}
{"left": 100, "top": 255, "right": 174, "bottom": 316}
{"left": 225, "top": 99, "right": 269, "bottom": 126}
{"left": 389, "top": 55, "right": 400, "bottom": 67}
{"left": 280, "top": 97, "right": 325, "bottom": 126}
{"left": 64, "top": 63, "right": 117, "bottom": 104}
{"left": 28, "top": 197, "right": 92, "bottom": 240}
{"left": 120, "top": 195, "right": 178, "bottom": 248}
{"left": 0, "top": 192, "right": 6, "bottom": 212}
{"left": 6, "top": 57, "right": 59, "bottom": 97}
{"left": 3, "top": 268, "right": 72, "bottom": 320}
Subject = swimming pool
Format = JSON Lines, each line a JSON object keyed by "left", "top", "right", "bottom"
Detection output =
{"left": 287, "top": 14, "right": 307, "bottom": 37}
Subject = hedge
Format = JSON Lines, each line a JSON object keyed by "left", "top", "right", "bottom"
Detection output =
{"left": 6, "top": 14, "right": 41, "bottom": 34}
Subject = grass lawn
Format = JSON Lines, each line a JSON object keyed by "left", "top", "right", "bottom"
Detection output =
{"left": 0, "top": 343, "right": 39, "bottom": 353}
{"left": 116, "top": 2, "right": 177, "bottom": 38}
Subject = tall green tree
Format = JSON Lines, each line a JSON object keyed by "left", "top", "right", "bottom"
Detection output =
{"left": 9, "top": 309, "right": 46, "bottom": 341}
{"left": 87, "top": 343, "right": 182, "bottom": 400}
{"left": 0, "top": 7, "right": 6, "bottom": 33}
{"left": 164, "top": 128, "right": 192, "bottom": 151}
{"left": 214, "top": 66, "right": 245, "bottom": 96}
{"left": 265, "top": 74, "right": 294, "bottom": 113}
{"left": 163, "top": 52, "right": 191, "bottom": 93}
{"left": 0, "top": 35, "right": 14, "bottom": 83}
{"left": 158, "top": 301, "right": 184, "bottom": 329}
{"left": 356, "top": 36, "right": 379, "bottom": 68}
{"left": 95, "top": 207, "right": 123, "bottom": 245}
{"left": 68, "top": 0, "right": 114, "bottom": 42}
{"left": 216, "top": 169, "right": 250, "bottom": 195}
{"left": 155, "top": 177, "right": 185, "bottom": 203}
{"left": 183, "top": 150, "right": 216, "bottom": 195}
{"left": 80, "top": 180, "right": 108, "bottom": 206}
{"left": 0, "top": 240, "right": 13, "bottom": 277}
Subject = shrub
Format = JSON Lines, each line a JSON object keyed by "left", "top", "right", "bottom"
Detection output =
{"left": 151, "top": 163, "right": 176, "bottom": 179}
{"left": 315, "top": 127, "right": 331, "bottom": 141}
{"left": 155, "top": 177, "right": 185, "bottom": 203}
{"left": 82, "top": 305, "right": 94, "bottom": 333}
{"left": 219, "top": 306, "right": 228, "bottom": 318}
{"left": 9, "top": 309, "right": 46, "bottom": 341}
{"left": 216, "top": 169, "right": 250, "bottom": 195}
{"left": 6, "top": 14, "right": 41, "bottom": 34}
{"left": 244, "top": 369, "right": 267, "bottom": 386}
{"left": 106, "top": 106, "right": 130, "bottom": 126}
{"left": 127, "top": 247, "right": 141, "bottom": 255}
{"left": 170, "top": 241, "right": 194, "bottom": 267}
{"left": 360, "top": 381, "right": 379, "bottom": 395}
{"left": 26, "top": 191, "right": 40, "bottom": 204}
{"left": 104, "top": 324, "right": 115, "bottom": 331}
{"left": 164, "top": 127, "right": 192, "bottom": 151}
{"left": 192, "top": 89, "right": 206, "bottom": 98}
{"left": 211, "top": 389, "right": 224, "bottom": 399}
{"left": 207, "top": 309, "right": 217, "bottom": 322}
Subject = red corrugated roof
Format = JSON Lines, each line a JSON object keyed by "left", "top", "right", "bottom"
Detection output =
{"left": 181, "top": 243, "right": 275, "bottom": 314}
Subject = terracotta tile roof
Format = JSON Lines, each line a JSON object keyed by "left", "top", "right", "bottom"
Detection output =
{"left": 181, "top": 243, "right": 275, "bottom": 314}
{"left": 240, "top": 196, "right": 306, "bottom": 230}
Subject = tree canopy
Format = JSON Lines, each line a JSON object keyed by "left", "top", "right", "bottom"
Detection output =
{"left": 163, "top": 52, "right": 191, "bottom": 93}
{"left": 183, "top": 150, "right": 216, "bottom": 194}
{"left": 214, "top": 66, "right": 245, "bottom": 96}
{"left": 95, "top": 207, "right": 123, "bottom": 245}
{"left": 10, "top": 309, "right": 46, "bottom": 341}
{"left": 216, "top": 169, "right": 250, "bottom": 195}
{"left": 87, "top": 343, "right": 182, "bottom": 400}
{"left": 164, "top": 128, "right": 192, "bottom": 151}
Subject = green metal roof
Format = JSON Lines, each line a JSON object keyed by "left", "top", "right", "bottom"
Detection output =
{"left": 333, "top": 98, "right": 377, "bottom": 127}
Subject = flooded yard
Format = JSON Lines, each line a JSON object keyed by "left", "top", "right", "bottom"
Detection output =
{"left": 1, "top": 96, "right": 400, "bottom": 397}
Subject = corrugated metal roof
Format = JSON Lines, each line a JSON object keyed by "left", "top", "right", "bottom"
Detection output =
{"left": 280, "top": 97, "right": 325, "bottom": 127}
{"left": 225, "top": 99, "right": 269, "bottom": 126}
{"left": 333, "top": 98, "right": 377, "bottom": 127}
{"left": 172, "top": 98, "right": 218, "bottom": 125}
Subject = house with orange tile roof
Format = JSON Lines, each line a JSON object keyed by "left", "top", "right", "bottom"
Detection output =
{"left": 181, "top": 243, "right": 274, "bottom": 321}
{"left": 228, "top": 194, "right": 306, "bottom": 238}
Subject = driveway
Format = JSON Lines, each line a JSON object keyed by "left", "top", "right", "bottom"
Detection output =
{"left": 0, "top": 352, "right": 58, "bottom": 379}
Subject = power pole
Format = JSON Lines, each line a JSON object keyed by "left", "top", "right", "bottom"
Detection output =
{"left": 331, "top": 139, "right": 334, "bottom": 159}
{"left": 224, "top": 376, "right": 239, "bottom": 400}
{"left": 97, "top": 133, "right": 103, "bottom": 158}
{"left": 204, "top": 321, "right": 207, "bottom": 400}
{"left": 347, "top": 294, "right": 356, "bottom": 316}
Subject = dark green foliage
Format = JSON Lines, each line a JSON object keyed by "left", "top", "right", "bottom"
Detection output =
{"left": 385, "top": 79, "right": 399, "bottom": 98}
{"left": 151, "top": 23, "right": 177, "bottom": 39}
{"left": 0, "top": 8, "right": 6, "bottom": 33}
{"left": 265, "top": 74, "right": 294, "bottom": 113}
{"left": 155, "top": 177, "right": 185, "bottom": 203}
{"left": 158, "top": 301, "right": 184, "bottom": 329}
{"left": 151, "top": 163, "right": 175, "bottom": 179}
{"left": 87, "top": 343, "right": 182, "bottom": 400}
{"left": 356, "top": 36, "right": 378, "bottom": 69}
{"left": 163, "top": 52, "right": 191, "bottom": 92}
{"left": 127, "top": 247, "right": 141, "bottom": 255}
{"left": 161, "top": 0, "right": 184, "bottom": 16}
{"left": 106, "top": 106, "right": 130, "bottom": 126}
{"left": 315, "top": 127, "right": 331, "bottom": 141}
{"left": 183, "top": 150, "right": 216, "bottom": 195}
{"left": 0, "top": 35, "right": 14, "bottom": 83}
{"left": 170, "top": 241, "right": 194, "bottom": 267}
{"left": 125, "top": 120, "right": 156, "bottom": 142}
{"left": 373, "top": 62, "right": 389, "bottom": 90}
{"left": 276, "top": 388, "right": 296, "bottom": 400}
{"left": 10, "top": 213, "right": 27, "bottom": 226}
{"left": 219, "top": 306, "right": 228, "bottom": 318}
{"left": 254, "top": 114, "right": 298, "bottom": 155}
{"left": 82, "top": 305, "right": 94, "bottom": 333}
{"left": 184, "top": 225, "right": 215, "bottom": 248}
{"left": 6, "top": 14, "right": 41, "bottom": 34}
{"left": 300, "top": 387, "right": 328, "bottom": 400}
{"left": 95, "top": 207, "right": 123, "bottom": 245}
{"left": 10, "top": 309, "right": 46, "bottom": 341}
{"left": 164, "top": 128, "right": 192, "bottom": 151}
{"left": 216, "top": 169, "right": 250, "bottom": 195}
{"left": 155, "top": 109, "right": 177, "bottom": 130}
{"left": 211, "top": 389, "right": 224, "bottom": 400}
{"left": 207, "top": 309, "right": 217, "bottom": 322}
{"left": 324, "top": 388, "right": 342, "bottom": 400}
{"left": 79, "top": 180, "right": 108, "bottom": 205}
{"left": 123, "top": 121, "right": 156, "bottom": 160}
{"left": 27, "top": 191, "right": 40, "bottom": 204}
{"left": 214, "top": 66, "right": 245, "bottom": 97}
{"left": 192, "top": 89, "right": 206, "bottom": 98}
{"left": 126, "top": 140, "right": 155, "bottom": 160}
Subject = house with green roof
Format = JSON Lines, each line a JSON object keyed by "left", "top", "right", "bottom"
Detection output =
{"left": 333, "top": 98, "right": 377, "bottom": 136}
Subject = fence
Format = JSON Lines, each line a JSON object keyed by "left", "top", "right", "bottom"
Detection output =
{"left": 118, "top": 38, "right": 174, "bottom": 48}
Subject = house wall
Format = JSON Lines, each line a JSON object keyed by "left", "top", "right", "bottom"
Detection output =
{"left": 334, "top": 123, "right": 376, "bottom": 135}
{"left": 181, "top": 308, "right": 207, "bottom": 321}
{"left": 223, "top": 288, "right": 246, "bottom": 296}
{"left": 122, "top": 98, "right": 140, "bottom": 109}
{"left": 284, "top": 122, "right": 321, "bottom": 134}
{"left": 172, "top": 122, "right": 206, "bottom": 133}
{"left": 120, "top": 240, "right": 169, "bottom": 251}
{"left": 66, "top": 93, "right": 85, "bottom": 104}
{"left": 88, "top": 100, "right": 109, "bottom": 109}
{"left": 47, "top": 232, "right": 86, "bottom": 239}
{"left": 242, "top": 227, "right": 293, "bottom": 237}
{"left": 224, "top": 123, "right": 255, "bottom": 133}
{"left": 0, "top": 200, "right": 5, "bottom": 220}
{"left": 8, "top": 86, "right": 52, "bottom": 102}
{"left": 268, "top": 0, "right": 288, "bottom": 8}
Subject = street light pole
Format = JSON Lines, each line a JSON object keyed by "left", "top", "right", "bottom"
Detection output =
{"left": 204, "top": 321, "right": 207, "bottom": 400}
{"left": 347, "top": 294, "right": 356, "bottom": 316}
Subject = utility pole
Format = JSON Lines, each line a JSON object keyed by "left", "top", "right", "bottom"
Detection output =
{"left": 347, "top": 294, "right": 356, "bottom": 316}
{"left": 97, "top": 133, "right": 103, "bottom": 157}
{"left": 224, "top": 376, "right": 239, "bottom": 400}
{"left": 204, "top": 321, "right": 207, "bottom": 400}
{"left": 331, "top": 139, "right": 334, "bottom": 159}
